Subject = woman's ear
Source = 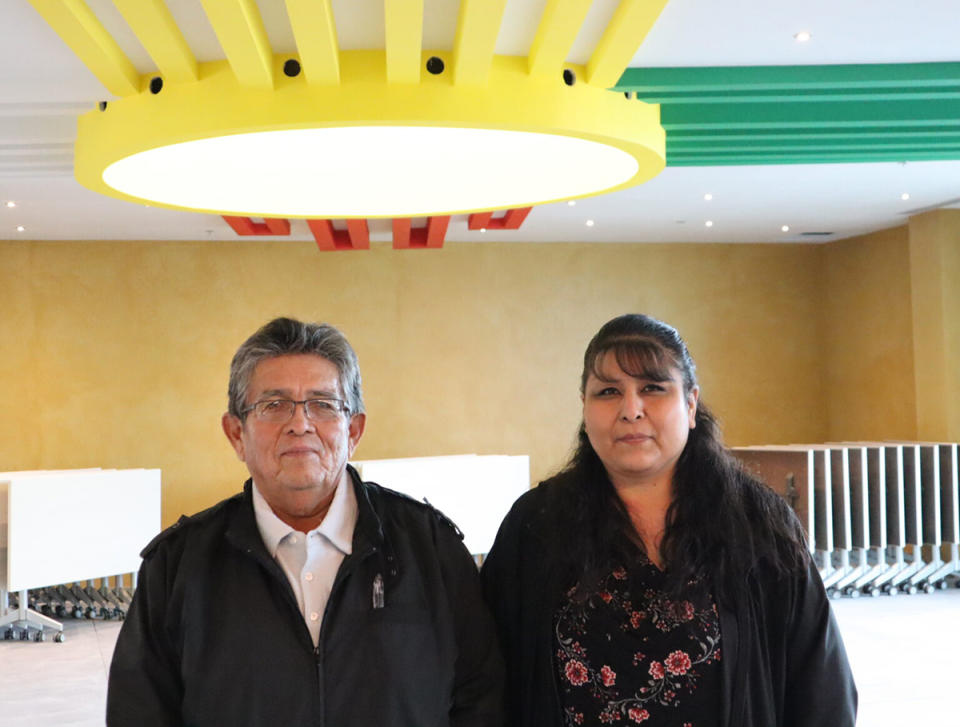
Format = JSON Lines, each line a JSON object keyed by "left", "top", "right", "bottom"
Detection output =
{"left": 687, "top": 386, "right": 700, "bottom": 429}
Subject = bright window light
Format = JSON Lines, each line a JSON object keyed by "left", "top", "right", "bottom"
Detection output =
{"left": 102, "top": 127, "right": 641, "bottom": 217}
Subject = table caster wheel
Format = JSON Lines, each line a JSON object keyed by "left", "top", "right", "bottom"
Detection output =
{"left": 866, "top": 586, "right": 881, "bottom": 598}
{"left": 901, "top": 583, "right": 918, "bottom": 595}
{"left": 54, "top": 632, "right": 66, "bottom": 643}
{"left": 72, "top": 607, "right": 84, "bottom": 619}
{"left": 922, "top": 582, "right": 935, "bottom": 594}
{"left": 882, "top": 584, "right": 897, "bottom": 596}
{"left": 3, "top": 629, "right": 13, "bottom": 640}
{"left": 85, "top": 607, "right": 97, "bottom": 619}
{"left": 34, "top": 631, "right": 45, "bottom": 642}
{"left": 20, "top": 629, "right": 30, "bottom": 641}
{"left": 827, "top": 588, "right": 840, "bottom": 600}
{"left": 938, "top": 580, "right": 949, "bottom": 591}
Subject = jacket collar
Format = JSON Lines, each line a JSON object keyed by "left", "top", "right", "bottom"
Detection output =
{"left": 225, "top": 465, "right": 387, "bottom": 561}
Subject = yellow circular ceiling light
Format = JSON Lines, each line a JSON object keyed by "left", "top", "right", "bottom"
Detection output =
{"left": 76, "top": 53, "right": 665, "bottom": 218}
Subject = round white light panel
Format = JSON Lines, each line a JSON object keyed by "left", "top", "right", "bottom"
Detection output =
{"left": 102, "top": 126, "right": 641, "bottom": 217}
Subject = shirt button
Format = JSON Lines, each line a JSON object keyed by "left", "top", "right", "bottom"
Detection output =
{"left": 310, "top": 612, "right": 319, "bottom": 621}
{"left": 304, "top": 572, "right": 314, "bottom": 581}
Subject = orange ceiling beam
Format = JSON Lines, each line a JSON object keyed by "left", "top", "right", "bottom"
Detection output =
{"left": 468, "top": 207, "right": 532, "bottom": 230}
{"left": 307, "top": 219, "right": 370, "bottom": 251}
{"left": 392, "top": 216, "right": 450, "bottom": 249}
{"left": 222, "top": 216, "right": 291, "bottom": 235}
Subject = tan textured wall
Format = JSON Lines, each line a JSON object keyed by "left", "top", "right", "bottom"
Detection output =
{"left": 0, "top": 239, "right": 823, "bottom": 526}
{"left": 943, "top": 216, "right": 960, "bottom": 441}
{"left": 907, "top": 210, "right": 960, "bottom": 441}
{"left": 820, "top": 225, "right": 917, "bottom": 441}
{"left": 0, "top": 243, "right": 39, "bottom": 470}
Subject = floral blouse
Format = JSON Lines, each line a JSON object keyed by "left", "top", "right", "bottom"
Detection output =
{"left": 553, "top": 555, "right": 722, "bottom": 726}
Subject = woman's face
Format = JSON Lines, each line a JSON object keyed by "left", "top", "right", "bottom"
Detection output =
{"left": 582, "top": 350, "right": 698, "bottom": 491}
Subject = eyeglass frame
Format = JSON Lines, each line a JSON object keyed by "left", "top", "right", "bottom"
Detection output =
{"left": 240, "top": 397, "right": 351, "bottom": 422}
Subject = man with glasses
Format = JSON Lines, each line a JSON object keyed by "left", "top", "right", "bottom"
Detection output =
{"left": 107, "top": 317, "right": 503, "bottom": 727}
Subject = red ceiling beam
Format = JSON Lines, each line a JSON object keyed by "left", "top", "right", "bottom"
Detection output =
{"left": 392, "top": 216, "right": 450, "bottom": 249}
{"left": 467, "top": 206, "right": 532, "bottom": 230}
{"left": 222, "top": 216, "right": 291, "bottom": 235}
{"left": 307, "top": 219, "right": 370, "bottom": 251}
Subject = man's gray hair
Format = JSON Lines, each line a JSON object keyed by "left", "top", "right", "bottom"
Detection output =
{"left": 228, "top": 317, "right": 364, "bottom": 419}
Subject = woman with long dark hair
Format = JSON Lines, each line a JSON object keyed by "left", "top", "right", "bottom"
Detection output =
{"left": 481, "top": 314, "right": 856, "bottom": 727}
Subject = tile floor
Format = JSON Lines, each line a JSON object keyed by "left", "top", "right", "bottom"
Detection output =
{"left": 0, "top": 588, "right": 957, "bottom": 726}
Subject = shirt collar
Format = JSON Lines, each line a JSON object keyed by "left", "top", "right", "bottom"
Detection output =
{"left": 251, "top": 474, "right": 357, "bottom": 557}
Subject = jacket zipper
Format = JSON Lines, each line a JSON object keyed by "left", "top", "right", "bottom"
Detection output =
{"left": 313, "top": 544, "right": 379, "bottom": 727}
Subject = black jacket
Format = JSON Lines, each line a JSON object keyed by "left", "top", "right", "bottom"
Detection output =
{"left": 107, "top": 467, "right": 504, "bottom": 727}
{"left": 480, "top": 481, "right": 857, "bottom": 727}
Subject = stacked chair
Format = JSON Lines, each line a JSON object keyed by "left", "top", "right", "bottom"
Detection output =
{"left": 734, "top": 442, "right": 959, "bottom": 597}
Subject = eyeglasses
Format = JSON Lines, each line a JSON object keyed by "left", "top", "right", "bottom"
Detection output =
{"left": 242, "top": 398, "right": 349, "bottom": 423}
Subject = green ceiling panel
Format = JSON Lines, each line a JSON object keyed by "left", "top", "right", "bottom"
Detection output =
{"left": 616, "top": 62, "right": 960, "bottom": 165}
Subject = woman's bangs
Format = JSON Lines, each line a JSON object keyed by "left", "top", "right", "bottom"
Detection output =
{"left": 593, "top": 340, "right": 678, "bottom": 382}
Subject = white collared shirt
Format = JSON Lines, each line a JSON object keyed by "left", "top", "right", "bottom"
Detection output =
{"left": 252, "top": 475, "right": 358, "bottom": 647}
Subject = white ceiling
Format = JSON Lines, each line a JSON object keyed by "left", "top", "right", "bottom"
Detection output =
{"left": 2, "top": 0, "right": 959, "bottom": 243}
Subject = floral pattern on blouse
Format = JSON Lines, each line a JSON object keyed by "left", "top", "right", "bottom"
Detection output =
{"left": 554, "top": 560, "right": 721, "bottom": 726}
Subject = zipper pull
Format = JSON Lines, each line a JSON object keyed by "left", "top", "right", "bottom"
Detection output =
{"left": 372, "top": 573, "right": 385, "bottom": 609}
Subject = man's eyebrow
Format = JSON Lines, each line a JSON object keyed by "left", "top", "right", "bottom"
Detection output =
{"left": 258, "top": 388, "right": 293, "bottom": 398}
{"left": 258, "top": 388, "right": 341, "bottom": 398}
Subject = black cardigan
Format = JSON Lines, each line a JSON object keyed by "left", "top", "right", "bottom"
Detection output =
{"left": 480, "top": 480, "right": 857, "bottom": 727}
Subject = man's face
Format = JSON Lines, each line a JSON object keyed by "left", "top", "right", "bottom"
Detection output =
{"left": 222, "top": 354, "right": 365, "bottom": 530}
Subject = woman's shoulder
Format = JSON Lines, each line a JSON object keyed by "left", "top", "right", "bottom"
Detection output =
{"left": 498, "top": 475, "right": 573, "bottom": 535}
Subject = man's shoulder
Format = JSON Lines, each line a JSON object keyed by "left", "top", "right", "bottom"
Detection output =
{"left": 140, "top": 491, "right": 245, "bottom": 559}
{"left": 359, "top": 479, "right": 465, "bottom": 541}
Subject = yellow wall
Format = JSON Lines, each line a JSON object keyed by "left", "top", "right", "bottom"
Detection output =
{"left": 944, "top": 215, "right": 960, "bottom": 441}
{"left": 0, "top": 239, "right": 824, "bottom": 526}
{"left": 820, "top": 225, "right": 917, "bottom": 441}
{"left": 907, "top": 210, "right": 960, "bottom": 441}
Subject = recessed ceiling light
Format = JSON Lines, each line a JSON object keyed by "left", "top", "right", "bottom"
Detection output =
{"left": 567, "top": 200, "right": 576, "bottom": 206}
{"left": 794, "top": 31, "right": 812, "bottom": 42}
{"left": 703, "top": 193, "right": 713, "bottom": 201}
{"left": 5, "top": 201, "right": 15, "bottom": 208}
{"left": 705, "top": 220, "right": 714, "bottom": 228}
{"left": 586, "top": 219, "right": 595, "bottom": 227}
{"left": 901, "top": 193, "right": 910, "bottom": 201}
{"left": 16, "top": 225, "right": 25, "bottom": 232}
{"left": 781, "top": 225, "right": 790, "bottom": 232}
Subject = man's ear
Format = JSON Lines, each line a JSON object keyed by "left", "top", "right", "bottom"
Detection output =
{"left": 347, "top": 413, "right": 366, "bottom": 457}
{"left": 222, "top": 413, "right": 246, "bottom": 462}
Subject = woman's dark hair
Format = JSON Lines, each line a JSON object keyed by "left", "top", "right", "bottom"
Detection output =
{"left": 550, "top": 314, "right": 808, "bottom": 606}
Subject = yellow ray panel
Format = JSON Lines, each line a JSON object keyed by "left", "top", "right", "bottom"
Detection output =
{"left": 452, "top": 0, "right": 508, "bottom": 85}
{"left": 384, "top": 0, "right": 423, "bottom": 83}
{"left": 285, "top": 0, "right": 339, "bottom": 84}
{"left": 113, "top": 0, "right": 198, "bottom": 83}
{"left": 527, "top": 0, "right": 592, "bottom": 78}
{"left": 28, "top": 0, "right": 139, "bottom": 96}
{"left": 199, "top": 0, "right": 274, "bottom": 88}
{"left": 586, "top": 0, "right": 669, "bottom": 89}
